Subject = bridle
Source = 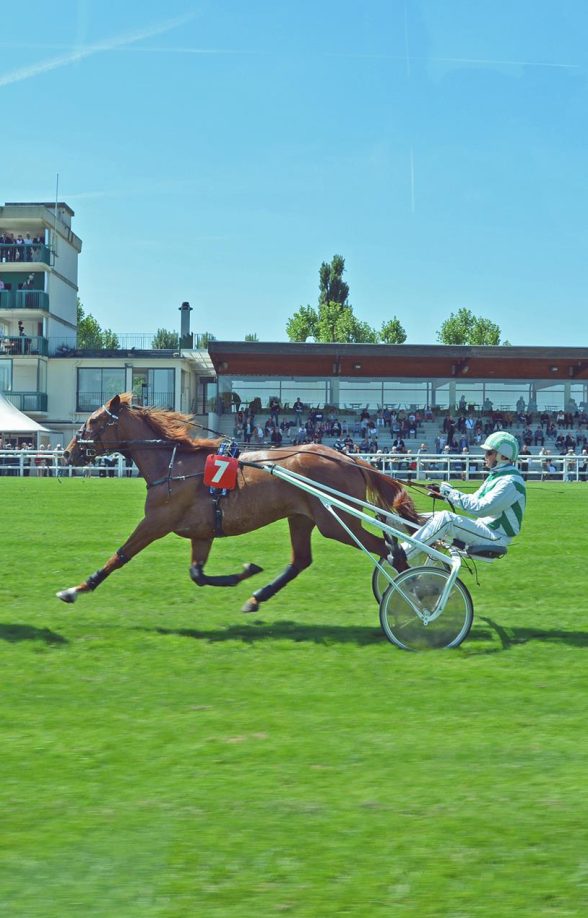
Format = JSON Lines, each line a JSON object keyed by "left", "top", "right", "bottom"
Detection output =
{"left": 71, "top": 402, "right": 122, "bottom": 460}
{"left": 69, "top": 402, "right": 206, "bottom": 495}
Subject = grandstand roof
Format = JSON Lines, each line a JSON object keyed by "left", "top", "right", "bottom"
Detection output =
{"left": 208, "top": 342, "right": 588, "bottom": 380}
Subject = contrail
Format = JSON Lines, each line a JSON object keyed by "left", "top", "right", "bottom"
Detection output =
{"left": 0, "top": 10, "right": 197, "bottom": 88}
{"left": 403, "top": 0, "right": 411, "bottom": 79}
{"left": 432, "top": 55, "right": 580, "bottom": 70}
{"left": 0, "top": 43, "right": 580, "bottom": 70}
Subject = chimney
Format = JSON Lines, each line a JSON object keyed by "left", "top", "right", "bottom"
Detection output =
{"left": 179, "top": 301, "right": 193, "bottom": 348}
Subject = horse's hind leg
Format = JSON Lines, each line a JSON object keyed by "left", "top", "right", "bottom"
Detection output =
{"left": 189, "top": 538, "right": 263, "bottom": 588}
{"left": 313, "top": 506, "right": 409, "bottom": 571}
{"left": 241, "top": 516, "right": 314, "bottom": 613}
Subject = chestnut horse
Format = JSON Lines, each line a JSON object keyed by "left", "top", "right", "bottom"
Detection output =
{"left": 57, "top": 394, "right": 418, "bottom": 612}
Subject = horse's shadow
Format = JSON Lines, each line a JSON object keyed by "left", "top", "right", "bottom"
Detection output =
{"left": 152, "top": 620, "right": 383, "bottom": 646}
{"left": 148, "top": 617, "right": 588, "bottom": 651}
{"left": 0, "top": 623, "right": 69, "bottom": 645}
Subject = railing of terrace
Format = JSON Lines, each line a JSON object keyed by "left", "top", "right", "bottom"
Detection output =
{"left": 0, "top": 336, "right": 48, "bottom": 356}
{"left": 0, "top": 243, "right": 51, "bottom": 264}
{"left": 0, "top": 290, "right": 50, "bottom": 311}
{"left": 2, "top": 392, "right": 48, "bottom": 412}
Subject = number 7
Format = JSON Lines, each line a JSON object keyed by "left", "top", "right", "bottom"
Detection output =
{"left": 211, "top": 458, "right": 230, "bottom": 483}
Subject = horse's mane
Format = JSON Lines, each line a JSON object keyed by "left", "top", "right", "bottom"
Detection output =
{"left": 117, "top": 393, "right": 221, "bottom": 451}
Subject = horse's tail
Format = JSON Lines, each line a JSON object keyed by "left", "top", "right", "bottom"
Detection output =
{"left": 362, "top": 464, "right": 421, "bottom": 525}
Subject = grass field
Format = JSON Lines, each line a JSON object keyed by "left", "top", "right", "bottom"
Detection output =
{"left": 1, "top": 477, "right": 587, "bottom": 917}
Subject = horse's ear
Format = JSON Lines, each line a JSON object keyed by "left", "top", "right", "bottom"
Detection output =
{"left": 109, "top": 394, "right": 121, "bottom": 413}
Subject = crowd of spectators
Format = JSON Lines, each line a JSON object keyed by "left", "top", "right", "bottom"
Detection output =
{"left": 230, "top": 397, "right": 588, "bottom": 471}
{"left": 0, "top": 231, "right": 45, "bottom": 262}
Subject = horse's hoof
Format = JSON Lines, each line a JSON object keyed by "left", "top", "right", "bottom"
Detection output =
{"left": 241, "top": 597, "right": 259, "bottom": 613}
{"left": 56, "top": 588, "right": 78, "bottom": 604}
{"left": 243, "top": 563, "right": 263, "bottom": 578}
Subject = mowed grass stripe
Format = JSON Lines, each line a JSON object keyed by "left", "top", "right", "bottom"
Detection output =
{"left": 1, "top": 478, "right": 587, "bottom": 916}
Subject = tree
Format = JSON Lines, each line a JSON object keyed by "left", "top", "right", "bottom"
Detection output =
{"left": 199, "top": 331, "right": 216, "bottom": 348}
{"left": 152, "top": 328, "right": 179, "bottom": 349}
{"left": 380, "top": 317, "right": 407, "bottom": 344}
{"left": 286, "top": 305, "right": 318, "bottom": 342}
{"left": 318, "top": 254, "right": 349, "bottom": 306}
{"left": 286, "top": 255, "right": 379, "bottom": 343}
{"left": 436, "top": 307, "right": 502, "bottom": 346}
{"left": 77, "top": 299, "right": 119, "bottom": 350}
{"left": 244, "top": 333, "right": 259, "bottom": 342}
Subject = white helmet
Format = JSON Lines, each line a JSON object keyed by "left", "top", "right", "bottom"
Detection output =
{"left": 481, "top": 431, "right": 519, "bottom": 462}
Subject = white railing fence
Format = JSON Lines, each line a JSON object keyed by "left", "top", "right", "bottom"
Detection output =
{"left": 0, "top": 450, "right": 586, "bottom": 482}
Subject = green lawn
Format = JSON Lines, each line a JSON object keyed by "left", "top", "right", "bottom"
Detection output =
{"left": 1, "top": 478, "right": 587, "bottom": 917}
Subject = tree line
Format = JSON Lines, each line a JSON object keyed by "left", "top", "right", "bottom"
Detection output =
{"left": 76, "top": 255, "right": 507, "bottom": 349}
{"left": 286, "top": 255, "right": 506, "bottom": 345}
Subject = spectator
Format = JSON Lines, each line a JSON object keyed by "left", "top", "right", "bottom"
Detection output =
{"left": 293, "top": 397, "right": 304, "bottom": 421}
{"left": 269, "top": 396, "right": 280, "bottom": 425}
{"left": 519, "top": 443, "right": 531, "bottom": 480}
{"left": 579, "top": 449, "right": 588, "bottom": 482}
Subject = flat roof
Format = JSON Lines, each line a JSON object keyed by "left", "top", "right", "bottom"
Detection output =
{"left": 4, "top": 201, "right": 75, "bottom": 216}
{"left": 208, "top": 341, "right": 588, "bottom": 381}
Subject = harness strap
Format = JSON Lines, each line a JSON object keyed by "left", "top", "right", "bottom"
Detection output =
{"left": 146, "top": 471, "right": 204, "bottom": 490}
{"left": 212, "top": 493, "right": 225, "bottom": 537}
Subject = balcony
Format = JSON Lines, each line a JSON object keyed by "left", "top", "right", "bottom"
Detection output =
{"left": 0, "top": 243, "right": 51, "bottom": 265}
{"left": 0, "top": 290, "right": 49, "bottom": 311}
{"left": 0, "top": 336, "right": 49, "bottom": 357}
{"left": 4, "top": 391, "right": 48, "bottom": 412}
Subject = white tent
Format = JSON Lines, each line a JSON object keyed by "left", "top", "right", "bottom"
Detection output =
{"left": 0, "top": 391, "right": 50, "bottom": 435}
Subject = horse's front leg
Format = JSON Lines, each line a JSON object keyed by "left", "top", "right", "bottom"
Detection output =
{"left": 56, "top": 515, "right": 170, "bottom": 604}
{"left": 189, "top": 538, "right": 263, "bottom": 588}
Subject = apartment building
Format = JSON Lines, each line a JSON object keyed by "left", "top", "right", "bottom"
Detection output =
{"left": 0, "top": 202, "right": 212, "bottom": 445}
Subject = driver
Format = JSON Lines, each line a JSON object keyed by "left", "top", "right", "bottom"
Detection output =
{"left": 396, "top": 431, "right": 526, "bottom": 564}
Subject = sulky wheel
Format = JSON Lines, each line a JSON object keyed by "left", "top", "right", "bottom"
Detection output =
{"left": 372, "top": 559, "right": 397, "bottom": 603}
{"left": 372, "top": 553, "right": 449, "bottom": 603}
{"left": 379, "top": 566, "right": 473, "bottom": 651}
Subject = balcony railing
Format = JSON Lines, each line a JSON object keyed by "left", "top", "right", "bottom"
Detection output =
{"left": 0, "top": 243, "right": 50, "bottom": 265}
{"left": 0, "top": 336, "right": 48, "bottom": 356}
{"left": 4, "top": 391, "right": 48, "bottom": 412}
{"left": 77, "top": 390, "right": 175, "bottom": 412}
{"left": 48, "top": 333, "right": 208, "bottom": 354}
{"left": 0, "top": 290, "right": 49, "bottom": 310}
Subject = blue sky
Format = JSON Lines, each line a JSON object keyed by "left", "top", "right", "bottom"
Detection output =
{"left": 1, "top": 1, "right": 587, "bottom": 345}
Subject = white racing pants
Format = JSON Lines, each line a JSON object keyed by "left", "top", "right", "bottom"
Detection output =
{"left": 401, "top": 510, "right": 509, "bottom": 562}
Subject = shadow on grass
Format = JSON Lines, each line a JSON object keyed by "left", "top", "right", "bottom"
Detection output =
{"left": 470, "top": 617, "right": 588, "bottom": 653}
{"left": 149, "top": 617, "right": 588, "bottom": 652}
{"left": 0, "top": 623, "right": 69, "bottom": 645}
{"left": 150, "top": 620, "right": 384, "bottom": 646}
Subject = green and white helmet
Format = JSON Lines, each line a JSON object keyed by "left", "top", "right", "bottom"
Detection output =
{"left": 481, "top": 431, "right": 519, "bottom": 462}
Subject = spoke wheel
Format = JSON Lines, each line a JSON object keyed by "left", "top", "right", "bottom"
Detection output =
{"left": 379, "top": 566, "right": 473, "bottom": 651}
{"left": 372, "top": 559, "right": 397, "bottom": 603}
{"left": 372, "top": 554, "right": 449, "bottom": 603}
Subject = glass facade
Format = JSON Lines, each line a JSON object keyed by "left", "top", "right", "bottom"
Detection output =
{"left": 131, "top": 368, "right": 175, "bottom": 409}
{"left": 214, "top": 376, "right": 588, "bottom": 414}
{"left": 77, "top": 367, "right": 126, "bottom": 412}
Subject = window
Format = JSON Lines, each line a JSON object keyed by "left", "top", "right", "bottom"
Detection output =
{"left": 131, "top": 368, "right": 174, "bottom": 409}
{"left": 77, "top": 367, "right": 125, "bottom": 412}
{"left": 0, "top": 360, "right": 11, "bottom": 391}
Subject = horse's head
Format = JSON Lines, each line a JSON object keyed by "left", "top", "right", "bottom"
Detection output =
{"left": 63, "top": 394, "right": 124, "bottom": 465}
